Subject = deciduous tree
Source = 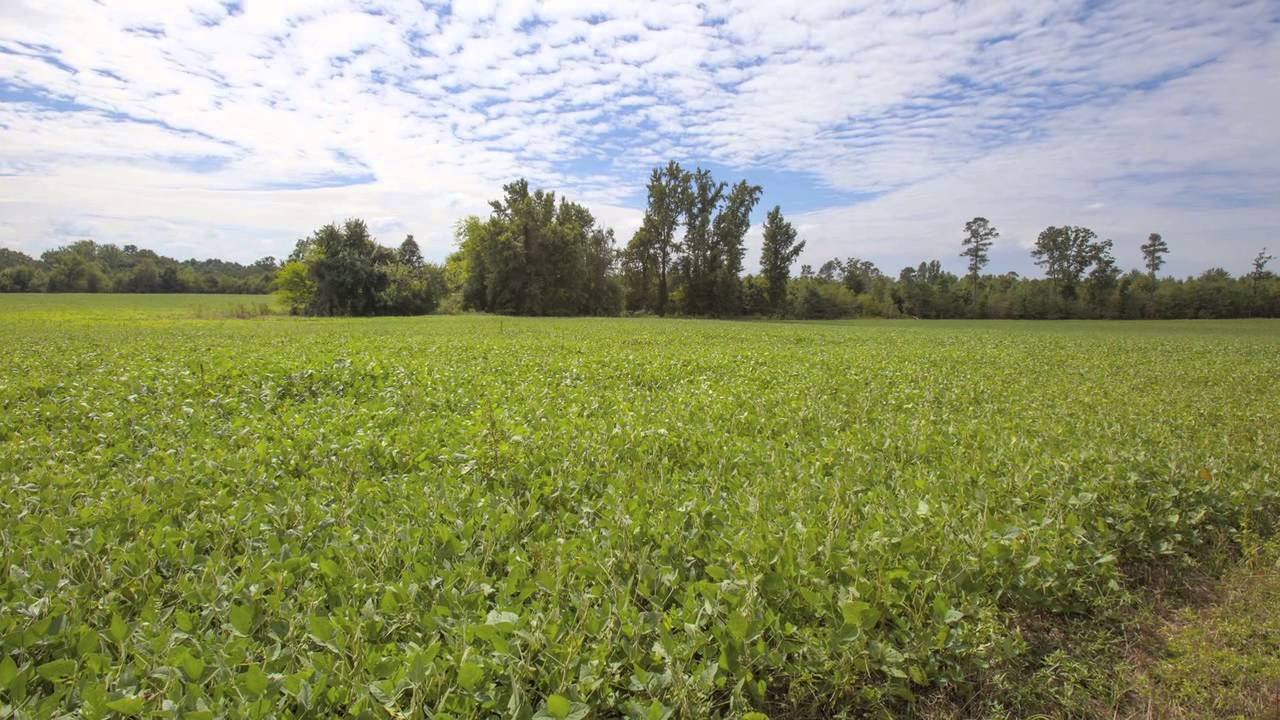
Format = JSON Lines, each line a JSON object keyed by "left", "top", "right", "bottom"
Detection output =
{"left": 760, "top": 206, "right": 804, "bottom": 314}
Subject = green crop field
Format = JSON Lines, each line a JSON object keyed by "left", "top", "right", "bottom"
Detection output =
{"left": 1, "top": 294, "right": 1278, "bottom": 719}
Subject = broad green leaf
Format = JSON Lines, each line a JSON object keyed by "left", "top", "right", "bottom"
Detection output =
{"left": 457, "top": 663, "right": 483, "bottom": 691}
{"left": 230, "top": 604, "right": 254, "bottom": 635}
{"left": 105, "top": 695, "right": 146, "bottom": 715}
{"left": 241, "top": 665, "right": 269, "bottom": 696}
{"left": 109, "top": 614, "right": 128, "bottom": 643}
{"left": 36, "top": 658, "right": 76, "bottom": 681}
{"left": 0, "top": 655, "right": 17, "bottom": 688}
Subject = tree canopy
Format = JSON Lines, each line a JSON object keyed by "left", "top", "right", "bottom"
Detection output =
{"left": 280, "top": 220, "right": 441, "bottom": 316}
{"left": 0, "top": 241, "right": 276, "bottom": 294}
{"left": 4, "top": 165, "right": 1276, "bottom": 321}
{"left": 455, "top": 180, "right": 621, "bottom": 316}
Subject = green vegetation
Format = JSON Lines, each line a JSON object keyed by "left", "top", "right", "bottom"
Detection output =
{"left": 1137, "top": 540, "right": 1280, "bottom": 719}
{"left": 281, "top": 221, "right": 444, "bottom": 317}
{"left": 456, "top": 180, "right": 621, "bottom": 316}
{"left": 0, "top": 243, "right": 276, "bottom": 294}
{"left": 1, "top": 295, "right": 1277, "bottom": 718}
{"left": 6, "top": 166, "right": 1279, "bottom": 322}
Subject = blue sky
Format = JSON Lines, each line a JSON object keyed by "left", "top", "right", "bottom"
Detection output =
{"left": 0, "top": 0, "right": 1277, "bottom": 276}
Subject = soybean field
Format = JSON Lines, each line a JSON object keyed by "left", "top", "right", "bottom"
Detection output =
{"left": 1, "top": 295, "right": 1278, "bottom": 719}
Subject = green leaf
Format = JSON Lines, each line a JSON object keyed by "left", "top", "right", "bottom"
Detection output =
{"left": 547, "top": 694, "right": 571, "bottom": 719}
{"left": 36, "top": 658, "right": 76, "bottom": 681}
{"left": 307, "top": 615, "right": 333, "bottom": 642}
{"left": 840, "top": 600, "right": 880, "bottom": 630}
{"left": 241, "top": 665, "right": 269, "bottom": 696}
{"left": 0, "top": 655, "right": 17, "bottom": 688}
{"left": 485, "top": 610, "right": 519, "bottom": 627}
{"left": 181, "top": 654, "right": 206, "bottom": 680}
{"left": 230, "top": 604, "right": 254, "bottom": 635}
{"left": 318, "top": 558, "right": 340, "bottom": 578}
{"left": 105, "top": 695, "right": 146, "bottom": 715}
{"left": 457, "top": 662, "right": 483, "bottom": 691}
{"left": 109, "top": 614, "right": 129, "bottom": 643}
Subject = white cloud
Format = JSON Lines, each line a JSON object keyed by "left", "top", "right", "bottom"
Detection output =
{"left": 0, "top": 0, "right": 1275, "bottom": 276}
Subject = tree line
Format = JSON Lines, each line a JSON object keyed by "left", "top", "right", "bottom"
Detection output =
{"left": 4, "top": 164, "right": 1277, "bottom": 319}
{"left": 440, "top": 164, "right": 1277, "bottom": 320}
{"left": 0, "top": 241, "right": 278, "bottom": 294}
{"left": 795, "top": 230, "right": 1276, "bottom": 320}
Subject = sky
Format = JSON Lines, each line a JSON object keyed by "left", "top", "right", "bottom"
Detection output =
{"left": 1, "top": 0, "right": 1277, "bottom": 277}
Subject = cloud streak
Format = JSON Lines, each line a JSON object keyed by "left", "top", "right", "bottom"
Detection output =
{"left": 0, "top": 0, "right": 1276, "bottom": 276}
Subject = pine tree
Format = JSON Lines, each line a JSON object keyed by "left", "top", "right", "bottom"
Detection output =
{"left": 960, "top": 217, "right": 998, "bottom": 280}
{"left": 398, "top": 235, "right": 424, "bottom": 268}
{"left": 1139, "top": 233, "right": 1169, "bottom": 277}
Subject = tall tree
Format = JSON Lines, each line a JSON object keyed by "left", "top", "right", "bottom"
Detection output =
{"left": 398, "top": 235, "right": 424, "bottom": 268}
{"left": 456, "top": 180, "right": 619, "bottom": 315}
{"left": 638, "top": 161, "right": 689, "bottom": 316}
{"left": 960, "top": 217, "right": 998, "bottom": 280}
{"left": 1140, "top": 232, "right": 1169, "bottom": 277}
{"left": 1251, "top": 247, "right": 1274, "bottom": 279}
{"left": 841, "top": 258, "right": 882, "bottom": 293}
{"left": 622, "top": 225, "right": 657, "bottom": 312}
{"left": 1031, "top": 225, "right": 1100, "bottom": 299}
{"left": 708, "top": 179, "right": 762, "bottom": 315}
{"left": 1247, "top": 247, "right": 1274, "bottom": 316}
{"left": 679, "top": 168, "right": 726, "bottom": 315}
{"left": 759, "top": 206, "right": 805, "bottom": 314}
{"left": 817, "top": 258, "right": 844, "bottom": 283}
{"left": 1084, "top": 238, "right": 1120, "bottom": 312}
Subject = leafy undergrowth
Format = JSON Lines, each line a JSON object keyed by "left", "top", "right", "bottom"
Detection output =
{"left": 0, "top": 302, "right": 1278, "bottom": 718}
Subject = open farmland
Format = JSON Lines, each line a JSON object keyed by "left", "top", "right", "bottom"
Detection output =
{"left": 1, "top": 295, "right": 1278, "bottom": 718}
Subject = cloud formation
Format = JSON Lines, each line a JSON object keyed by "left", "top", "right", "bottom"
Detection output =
{"left": 1, "top": 0, "right": 1277, "bottom": 275}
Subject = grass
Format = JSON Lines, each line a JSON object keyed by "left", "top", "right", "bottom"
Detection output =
{"left": 0, "top": 293, "right": 278, "bottom": 322}
{"left": 1133, "top": 540, "right": 1280, "bottom": 719}
{"left": 0, "top": 294, "right": 1277, "bottom": 718}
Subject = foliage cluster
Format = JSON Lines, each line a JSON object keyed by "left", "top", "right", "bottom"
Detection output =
{"left": 280, "top": 221, "right": 445, "bottom": 317}
{"left": 619, "top": 163, "right": 764, "bottom": 317}
{"left": 455, "top": 180, "right": 621, "bottom": 316}
{"left": 790, "top": 257, "right": 1280, "bottom": 320}
{"left": 1, "top": 301, "right": 1277, "bottom": 718}
{"left": 0, "top": 242, "right": 276, "bottom": 294}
